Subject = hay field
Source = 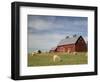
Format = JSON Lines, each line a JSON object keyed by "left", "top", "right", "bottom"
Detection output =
{"left": 28, "top": 52, "right": 88, "bottom": 66}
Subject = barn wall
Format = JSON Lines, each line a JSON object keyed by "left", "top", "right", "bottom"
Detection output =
{"left": 56, "top": 44, "right": 75, "bottom": 52}
{"left": 75, "top": 37, "right": 87, "bottom": 52}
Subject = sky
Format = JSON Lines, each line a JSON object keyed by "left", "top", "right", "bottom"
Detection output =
{"left": 28, "top": 15, "right": 88, "bottom": 53}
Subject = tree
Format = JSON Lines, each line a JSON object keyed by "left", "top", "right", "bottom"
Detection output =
{"left": 38, "top": 50, "right": 42, "bottom": 54}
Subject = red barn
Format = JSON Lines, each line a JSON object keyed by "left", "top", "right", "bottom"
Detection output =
{"left": 53, "top": 35, "right": 87, "bottom": 52}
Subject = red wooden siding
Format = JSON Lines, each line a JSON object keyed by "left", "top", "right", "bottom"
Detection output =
{"left": 56, "top": 44, "right": 75, "bottom": 52}
{"left": 55, "top": 36, "right": 87, "bottom": 52}
{"left": 75, "top": 37, "right": 87, "bottom": 52}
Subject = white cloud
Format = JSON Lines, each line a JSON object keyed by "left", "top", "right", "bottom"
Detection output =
{"left": 83, "top": 36, "right": 88, "bottom": 43}
{"left": 28, "top": 33, "right": 66, "bottom": 52}
{"left": 29, "top": 19, "right": 53, "bottom": 30}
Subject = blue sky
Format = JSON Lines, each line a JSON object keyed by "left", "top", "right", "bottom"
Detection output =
{"left": 28, "top": 15, "right": 88, "bottom": 53}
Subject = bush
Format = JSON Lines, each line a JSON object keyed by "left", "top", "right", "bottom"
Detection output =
{"left": 38, "top": 50, "right": 42, "bottom": 54}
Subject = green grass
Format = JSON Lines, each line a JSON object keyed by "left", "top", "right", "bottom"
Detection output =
{"left": 28, "top": 52, "right": 88, "bottom": 67}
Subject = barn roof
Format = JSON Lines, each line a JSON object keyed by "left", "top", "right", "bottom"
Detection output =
{"left": 58, "top": 36, "right": 81, "bottom": 46}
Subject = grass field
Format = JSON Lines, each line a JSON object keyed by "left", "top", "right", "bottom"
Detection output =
{"left": 28, "top": 52, "right": 88, "bottom": 67}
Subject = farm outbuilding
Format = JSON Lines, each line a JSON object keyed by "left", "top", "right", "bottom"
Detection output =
{"left": 49, "top": 47, "right": 57, "bottom": 52}
{"left": 50, "top": 35, "right": 87, "bottom": 53}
